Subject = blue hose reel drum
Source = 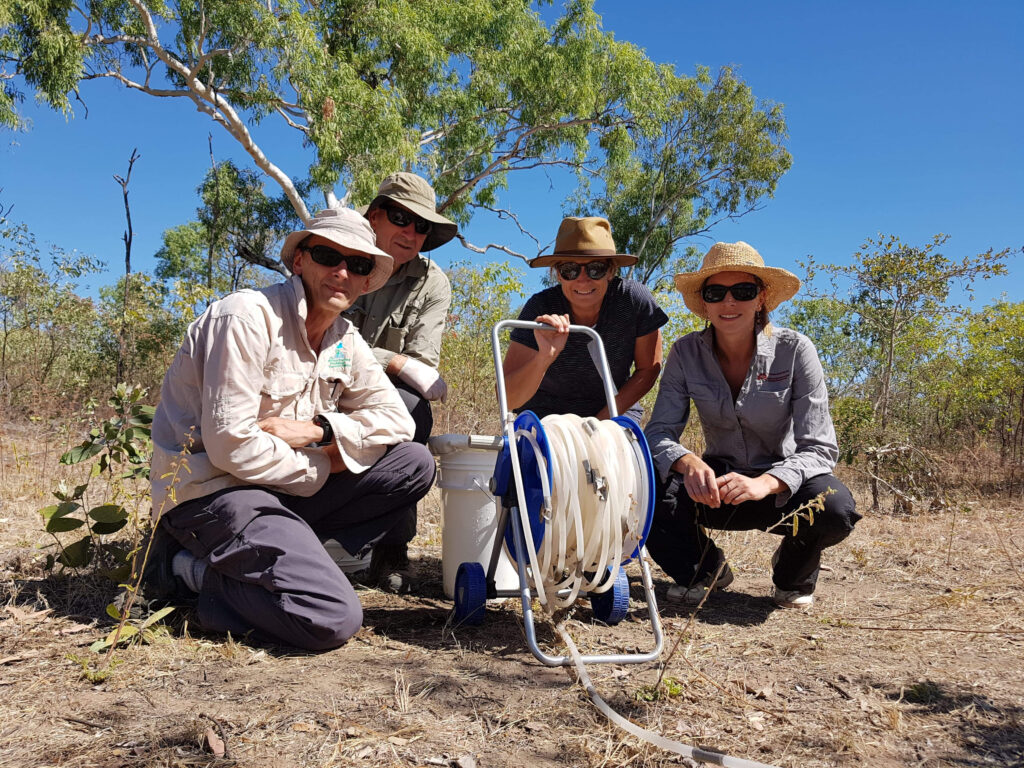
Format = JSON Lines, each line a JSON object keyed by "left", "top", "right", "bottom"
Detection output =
{"left": 492, "top": 411, "right": 656, "bottom": 566}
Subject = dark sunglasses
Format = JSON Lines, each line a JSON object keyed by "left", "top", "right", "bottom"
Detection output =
{"left": 556, "top": 260, "right": 611, "bottom": 281}
{"left": 381, "top": 203, "right": 432, "bottom": 236}
{"left": 306, "top": 245, "right": 375, "bottom": 276}
{"left": 701, "top": 282, "right": 760, "bottom": 303}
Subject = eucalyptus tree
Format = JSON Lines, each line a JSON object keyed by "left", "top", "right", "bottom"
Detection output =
{"left": 568, "top": 66, "right": 791, "bottom": 286}
{"left": 3, "top": 0, "right": 790, "bottom": 261}
{"left": 3, "top": 1, "right": 657, "bottom": 224}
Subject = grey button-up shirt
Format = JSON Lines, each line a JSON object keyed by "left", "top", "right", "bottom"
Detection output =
{"left": 347, "top": 254, "right": 451, "bottom": 369}
{"left": 645, "top": 326, "right": 838, "bottom": 504}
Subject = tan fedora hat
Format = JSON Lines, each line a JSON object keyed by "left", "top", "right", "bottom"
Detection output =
{"left": 279, "top": 206, "right": 394, "bottom": 294}
{"left": 674, "top": 241, "right": 801, "bottom": 319}
{"left": 528, "top": 216, "right": 637, "bottom": 268}
{"left": 359, "top": 172, "right": 458, "bottom": 252}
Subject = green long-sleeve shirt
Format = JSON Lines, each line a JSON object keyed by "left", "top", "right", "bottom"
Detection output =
{"left": 345, "top": 254, "right": 451, "bottom": 369}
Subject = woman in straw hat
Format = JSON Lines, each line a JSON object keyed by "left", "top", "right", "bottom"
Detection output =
{"left": 503, "top": 217, "right": 668, "bottom": 421}
{"left": 643, "top": 242, "right": 860, "bottom": 608}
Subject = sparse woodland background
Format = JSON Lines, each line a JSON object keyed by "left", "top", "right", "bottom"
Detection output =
{"left": 0, "top": 0, "right": 1021, "bottom": 519}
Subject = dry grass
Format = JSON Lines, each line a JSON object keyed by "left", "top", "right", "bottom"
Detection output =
{"left": 2, "top": 422, "right": 1023, "bottom": 767}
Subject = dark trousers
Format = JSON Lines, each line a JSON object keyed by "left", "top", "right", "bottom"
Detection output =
{"left": 392, "top": 377, "right": 433, "bottom": 446}
{"left": 160, "top": 442, "right": 435, "bottom": 651}
{"left": 645, "top": 462, "right": 860, "bottom": 595}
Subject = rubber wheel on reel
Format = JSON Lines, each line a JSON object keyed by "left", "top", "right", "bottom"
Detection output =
{"left": 454, "top": 562, "right": 487, "bottom": 626}
{"left": 590, "top": 567, "right": 630, "bottom": 625}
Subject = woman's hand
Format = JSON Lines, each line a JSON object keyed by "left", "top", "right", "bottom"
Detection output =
{"left": 716, "top": 472, "right": 783, "bottom": 505}
{"left": 533, "top": 313, "right": 570, "bottom": 359}
{"left": 673, "top": 454, "right": 722, "bottom": 508}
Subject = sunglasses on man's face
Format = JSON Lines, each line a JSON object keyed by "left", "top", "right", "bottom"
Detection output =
{"left": 556, "top": 260, "right": 611, "bottom": 281}
{"left": 701, "top": 282, "right": 760, "bottom": 303}
{"left": 381, "top": 204, "right": 432, "bottom": 236}
{"left": 307, "top": 245, "right": 375, "bottom": 276}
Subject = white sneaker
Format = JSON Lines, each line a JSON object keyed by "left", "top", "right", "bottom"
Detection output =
{"left": 667, "top": 564, "right": 734, "bottom": 604}
{"left": 772, "top": 588, "right": 814, "bottom": 608}
{"left": 770, "top": 543, "right": 814, "bottom": 607}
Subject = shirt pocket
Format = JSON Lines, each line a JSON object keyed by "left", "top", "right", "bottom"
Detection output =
{"left": 260, "top": 370, "right": 306, "bottom": 416}
{"left": 743, "top": 388, "right": 792, "bottom": 435}
{"left": 381, "top": 323, "right": 408, "bottom": 353}
{"left": 317, "top": 369, "right": 352, "bottom": 409}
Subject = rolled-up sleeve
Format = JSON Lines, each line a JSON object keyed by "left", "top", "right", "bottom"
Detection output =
{"left": 644, "top": 341, "right": 695, "bottom": 481}
{"left": 200, "top": 314, "right": 331, "bottom": 496}
{"left": 765, "top": 337, "right": 839, "bottom": 502}
{"left": 327, "top": 335, "right": 415, "bottom": 473}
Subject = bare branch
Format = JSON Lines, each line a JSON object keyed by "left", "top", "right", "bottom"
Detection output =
{"left": 468, "top": 203, "right": 542, "bottom": 252}
{"left": 454, "top": 235, "right": 530, "bottom": 264}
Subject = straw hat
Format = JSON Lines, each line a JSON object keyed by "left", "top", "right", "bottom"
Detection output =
{"left": 359, "top": 172, "right": 458, "bottom": 252}
{"left": 279, "top": 206, "right": 394, "bottom": 294}
{"left": 674, "top": 241, "right": 801, "bottom": 319}
{"left": 528, "top": 217, "right": 638, "bottom": 268}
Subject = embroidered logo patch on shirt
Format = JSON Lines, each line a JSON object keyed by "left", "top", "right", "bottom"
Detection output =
{"left": 326, "top": 340, "right": 351, "bottom": 374}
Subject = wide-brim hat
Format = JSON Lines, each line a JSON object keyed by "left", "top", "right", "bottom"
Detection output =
{"left": 357, "top": 172, "right": 458, "bottom": 252}
{"left": 528, "top": 216, "right": 637, "bottom": 268}
{"left": 674, "top": 241, "right": 801, "bottom": 318}
{"left": 279, "top": 206, "right": 394, "bottom": 294}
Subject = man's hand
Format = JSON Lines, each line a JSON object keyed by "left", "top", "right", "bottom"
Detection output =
{"left": 258, "top": 416, "right": 320, "bottom": 448}
{"left": 716, "top": 473, "right": 783, "bottom": 505}
{"left": 396, "top": 356, "right": 448, "bottom": 402}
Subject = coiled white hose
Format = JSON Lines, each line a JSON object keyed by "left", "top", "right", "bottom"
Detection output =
{"left": 510, "top": 414, "right": 646, "bottom": 611}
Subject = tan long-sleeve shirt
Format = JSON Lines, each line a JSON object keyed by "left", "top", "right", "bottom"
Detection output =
{"left": 150, "top": 276, "right": 415, "bottom": 516}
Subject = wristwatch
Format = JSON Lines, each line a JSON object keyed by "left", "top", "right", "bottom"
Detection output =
{"left": 313, "top": 414, "right": 334, "bottom": 446}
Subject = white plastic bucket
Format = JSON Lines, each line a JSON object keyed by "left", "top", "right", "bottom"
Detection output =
{"left": 429, "top": 434, "right": 519, "bottom": 599}
{"left": 323, "top": 538, "right": 370, "bottom": 573}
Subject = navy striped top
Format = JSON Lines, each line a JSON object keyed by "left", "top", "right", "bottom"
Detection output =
{"left": 509, "top": 277, "right": 668, "bottom": 418}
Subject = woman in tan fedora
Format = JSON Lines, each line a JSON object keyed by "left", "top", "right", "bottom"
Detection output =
{"left": 502, "top": 217, "right": 668, "bottom": 421}
{"left": 643, "top": 241, "right": 859, "bottom": 608}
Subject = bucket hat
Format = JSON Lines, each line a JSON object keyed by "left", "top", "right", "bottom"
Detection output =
{"left": 279, "top": 206, "right": 394, "bottom": 294}
{"left": 674, "top": 241, "right": 801, "bottom": 319}
{"left": 359, "top": 172, "right": 458, "bottom": 252}
{"left": 528, "top": 217, "right": 637, "bottom": 268}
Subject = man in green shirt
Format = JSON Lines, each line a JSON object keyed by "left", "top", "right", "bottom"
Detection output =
{"left": 347, "top": 173, "right": 458, "bottom": 592}
{"left": 350, "top": 172, "right": 458, "bottom": 444}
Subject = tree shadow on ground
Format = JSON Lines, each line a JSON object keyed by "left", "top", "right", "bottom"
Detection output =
{"left": 877, "top": 677, "right": 1024, "bottom": 766}
{"left": 651, "top": 582, "right": 777, "bottom": 627}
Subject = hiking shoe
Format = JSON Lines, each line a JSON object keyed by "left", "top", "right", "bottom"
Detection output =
{"left": 135, "top": 526, "right": 187, "bottom": 600}
{"left": 666, "top": 562, "right": 735, "bottom": 604}
{"left": 772, "top": 588, "right": 814, "bottom": 609}
{"left": 363, "top": 543, "right": 416, "bottom": 595}
{"left": 770, "top": 542, "right": 814, "bottom": 608}
{"left": 114, "top": 527, "right": 191, "bottom": 618}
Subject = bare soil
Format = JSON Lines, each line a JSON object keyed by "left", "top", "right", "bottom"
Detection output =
{"left": 1, "top": 426, "right": 1022, "bottom": 767}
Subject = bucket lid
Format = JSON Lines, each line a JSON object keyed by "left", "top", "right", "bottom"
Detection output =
{"left": 428, "top": 433, "right": 503, "bottom": 456}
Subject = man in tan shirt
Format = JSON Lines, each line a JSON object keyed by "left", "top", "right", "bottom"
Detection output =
{"left": 145, "top": 206, "right": 435, "bottom": 650}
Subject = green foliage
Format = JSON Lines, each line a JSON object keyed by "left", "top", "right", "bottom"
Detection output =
{"left": 156, "top": 161, "right": 300, "bottom": 295}
{"left": 0, "top": 211, "right": 105, "bottom": 409}
{"left": 801, "top": 234, "right": 1014, "bottom": 508}
{"left": 38, "top": 383, "right": 154, "bottom": 573}
{"left": 634, "top": 676, "right": 685, "bottom": 702}
{"left": 90, "top": 603, "right": 174, "bottom": 652}
{"left": 573, "top": 66, "right": 792, "bottom": 287}
{"left": 438, "top": 259, "right": 524, "bottom": 434}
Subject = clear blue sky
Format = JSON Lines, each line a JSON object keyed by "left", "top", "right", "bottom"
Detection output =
{"left": 2, "top": 0, "right": 1021, "bottom": 305}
